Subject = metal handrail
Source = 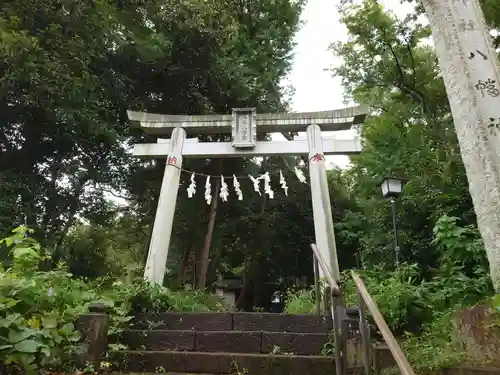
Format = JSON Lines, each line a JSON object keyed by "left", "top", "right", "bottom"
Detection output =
{"left": 351, "top": 271, "right": 416, "bottom": 375}
{"left": 310, "top": 244, "right": 340, "bottom": 296}
{"left": 310, "top": 243, "right": 343, "bottom": 375}
{"left": 310, "top": 243, "right": 416, "bottom": 375}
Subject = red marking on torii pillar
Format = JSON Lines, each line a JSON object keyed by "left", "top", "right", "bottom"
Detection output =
{"left": 311, "top": 153, "right": 325, "bottom": 162}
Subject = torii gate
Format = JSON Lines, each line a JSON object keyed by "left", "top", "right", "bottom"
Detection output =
{"left": 128, "top": 106, "right": 368, "bottom": 285}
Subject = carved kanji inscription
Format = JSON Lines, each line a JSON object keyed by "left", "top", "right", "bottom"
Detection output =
{"left": 475, "top": 79, "right": 500, "bottom": 98}
{"left": 457, "top": 19, "right": 475, "bottom": 31}
{"left": 231, "top": 108, "right": 257, "bottom": 148}
{"left": 488, "top": 117, "right": 500, "bottom": 135}
{"left": 468, "top": 50, "right": 488, "bottom": 60}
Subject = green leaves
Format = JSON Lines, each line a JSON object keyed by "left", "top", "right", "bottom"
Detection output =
{"left": 41, "top": 316, "right": 57, "bottom": 329}
{"left": 0, "top": 298, "right": 20, "bottom": 311}
{"left": 8, "top": 328, "right": 36, "bottom": 344}
{"left": 0, "top": 313, "right": 22, "bottom": 329}
{"left": 331, "top": 0, "right": 479, "bottom": 273}
{"left": 0, "top": 0, "right": 303, "bottom": 294}
{"left": 14, "top": 340, "right": 42, "bottom": 353}
{"left": 0, "top": 226, "right": 229, "bottom": 373}
{"left": 59, "top": 322, "right": 75, "bottom": 336}
{"left": 12, "top": 248, "right": 39, "bottom": 261}
{"left": 492, "top": 294, "right": 500, "bottom": 312}
{"left": 0, "top": 228, "right": 88, "bottom": 372}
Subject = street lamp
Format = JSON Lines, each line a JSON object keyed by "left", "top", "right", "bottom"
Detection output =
{"left": 379, "top": 177, "right": 404, "bottom": 265}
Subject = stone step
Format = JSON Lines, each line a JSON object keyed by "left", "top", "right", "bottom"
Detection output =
{"left": 132, "top": 312, "right": 332, "bottom": 333}
{"left": 119, "top": 330, "right": 329, "bottom": 355}
{"left": 113, "top": 350, "right": 338, "bottom": 375}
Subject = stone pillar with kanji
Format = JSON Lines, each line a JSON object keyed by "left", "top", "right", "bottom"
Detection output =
{"left": 422, "top": 0, "right": 500, "bottom": 290}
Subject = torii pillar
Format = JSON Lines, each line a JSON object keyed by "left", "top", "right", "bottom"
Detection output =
{"left": 128, "top": 106, "right": 368, "bottom": 285}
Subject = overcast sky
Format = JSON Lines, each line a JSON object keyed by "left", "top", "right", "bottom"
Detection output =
{"left": 281, "top": 0, "right": 414, "bottom": 168}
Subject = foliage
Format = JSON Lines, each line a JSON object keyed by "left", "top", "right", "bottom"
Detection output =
{"left": 350, "top": 214, "right": 493, "bottom": 371}
{"left": 0, "top": 0, "right": 317, "bottom": 306}
{"left": 333, "top": 0, "right": 477, "bottom": 273}
{"left": 478, "top": 0, "right": 500, "bottom": 48}
{"left": 104, "top": 279, "right": 227, "bottom": 318}
{"left": 62, "top": 214, "right": 147, "bottom": 281}
{"left": 428, "top": 215, "right": 493, "bottom": 309}
{"left": 326, "top": 1, "right": 500, "bottom": 369}
{"left": 0, "top": 0, "right": 304, "bottom": 261}
{"left": 0, "top": 227, "right": 227, "bottom": 374}
{"left": 344, "top": 263, "right": 429, "bottom": 334}
{"left": 0, "top": 227, "right": 88, "bottom": 374}
{"left": 285, "top": 214, "right": 493, "bottom": 335}
{"left": 2, "top": 0, "right": 500, "bottom": 371}
{"left": 493, "top": 294, "right": 500, "bottom": 314}
{"left": 283, "top": 288, "right": 317, "bottom": 315}
{"left": 399, "top": 311, "right": 467, "bottom": 375}
{"left": 283, "top": 212, "right": 495, "bottom": 372}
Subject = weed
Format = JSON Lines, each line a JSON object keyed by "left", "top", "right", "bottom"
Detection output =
{"left": 229, "top": 360, "right": 249, "bottom": 375}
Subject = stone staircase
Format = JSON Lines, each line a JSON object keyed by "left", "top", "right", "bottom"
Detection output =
{"left": 112, "top": 311, "right": 348, "bottom": 375}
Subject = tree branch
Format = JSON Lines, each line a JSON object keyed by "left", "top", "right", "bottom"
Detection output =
{"left": 380, "top": 31, "right": 430, "bottom": 116}
{"left": 103, "top": 189, "right": 134, "bottom": 201}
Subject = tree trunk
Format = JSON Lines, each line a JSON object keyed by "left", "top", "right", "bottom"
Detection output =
{"left": 236, "top": 255, "right": 252, "bottom": 311}
{"left": 196, "top": 177, "right": 221, "bottom": 289}
{"left": 177, "top": 245, "right": 192, "bottom": 285}
{"left": 236, "top": 191, "right": 268, "bottom": 310}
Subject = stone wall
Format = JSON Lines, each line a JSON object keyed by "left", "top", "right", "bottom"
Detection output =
{"left": 453, "top": 307, "right": 500, "bottom": 367}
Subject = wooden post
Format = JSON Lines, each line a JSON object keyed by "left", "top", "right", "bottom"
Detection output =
{"left": 306, "top": 124, "right": 341, "bottom": 281}
{"left": 144, "top": 127, "right": 186, "bottom": 284}
{"left": 422, "top": 0, "right": 500, "bottom": 290}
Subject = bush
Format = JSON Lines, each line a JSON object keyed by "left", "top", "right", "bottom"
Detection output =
{"left": 0, "top": 227, "right": 91, "bottom": 374}
{"left": 342, "top": 263, "right": 431, "bottom": 335}
{"left": 284, "top": 288, "right": 316, "bottom": 314}
{"left": 400, "top": 311, "right": 466, "bottom": 375}
{"left": 0, "top": 226, "right": 228, "bottom": 374}
{"left": 284, "top": 214, "right": 496, "bottom": 373}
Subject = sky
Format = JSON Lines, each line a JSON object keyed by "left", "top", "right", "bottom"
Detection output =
{"left": 281, "top": 0, "right": 414, "bottom": 168}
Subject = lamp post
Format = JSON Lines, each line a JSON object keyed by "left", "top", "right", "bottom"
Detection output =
{"left": 379, "top": 177, "right": 404, "bottom": 265}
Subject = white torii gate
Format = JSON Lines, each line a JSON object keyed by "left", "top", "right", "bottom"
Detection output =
{"left": 128, "top": 106, "right": 368, "bottom": 285}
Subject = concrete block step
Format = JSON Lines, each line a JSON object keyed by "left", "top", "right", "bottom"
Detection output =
{"left": 233, "top": 313, "right": 331, "bottom": 333}
{"left": 260, "top": 331, "right": 329, "bottom": 355}
{"left": 132, "top": 312, "right": 232, "bottom": 331}
{"left": 132, "top": 312, "right": 332, "bottom": 333}
{"left": 113, "top": 350, "right": 338, "bottom": 375}
{"left": 118, "top": 330, "right": 329, "bottom": 355}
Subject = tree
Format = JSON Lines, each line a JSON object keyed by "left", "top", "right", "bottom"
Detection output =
{"left": 0, "top": 0, "right": 304, "bottom": 272}
{"left": 122, "top": 0, "right": 306, "bottom": 289}
{"left": 331, "top": 0, "right": 478, "bottom": 275}
{"left": 0, "top": 1, "right": 136, "bottom": 247}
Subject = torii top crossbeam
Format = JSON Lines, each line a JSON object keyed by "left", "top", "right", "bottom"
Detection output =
{"left": 127, "top": 105, "right": 367, "bottom": 136}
